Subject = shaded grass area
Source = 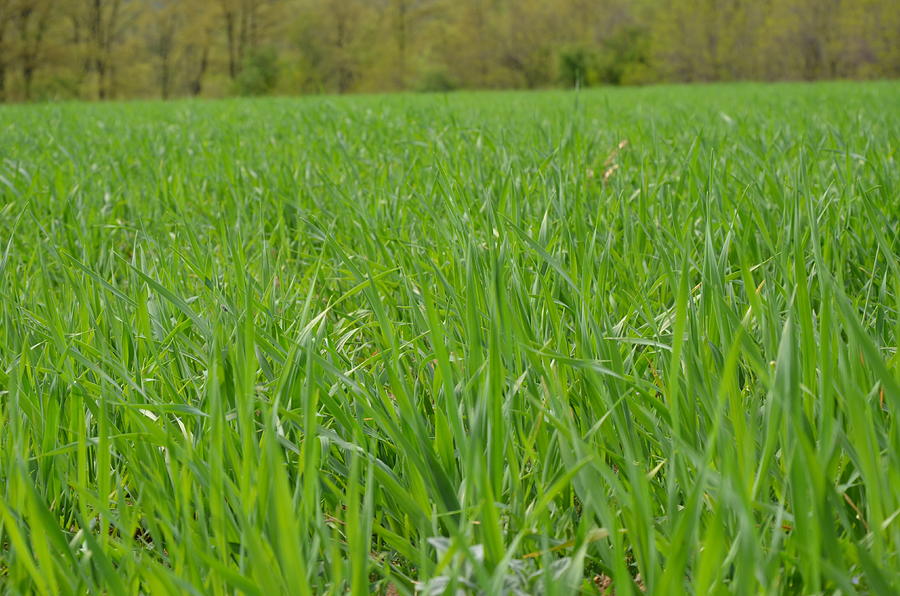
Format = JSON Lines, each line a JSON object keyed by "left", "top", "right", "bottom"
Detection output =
{"left": 1, "top": 82, "right": 899, "bottom": 594}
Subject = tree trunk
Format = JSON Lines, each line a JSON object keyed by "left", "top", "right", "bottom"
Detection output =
{"left": 97, "top": 61, "right": 106, "bottom": 99}
{"left": 0, "top": 28, "right": 6, "bottom": 102}
{"left": 16, "top": 3, "right": 49, "bottom": 101}
{"left": 238, "top": 1, "right": 252, "bottom": 68}
{"left": 396, "top": 0, "right": 407, "bottom": 89}
{"left": 190, "top": 45, "right": 209, "bottom": 95}
{"left": 161, "top": 56, "right": 170, "bottom": 99}
{"left": 90, "top": 0, "right": 104, "bottom": 98}
{"left": 23, "top": 65, "right": 34, "bottom": 100}
{"left": 225, "top": 10, "right": 237, "bottom": 78}
{"left": 0, "top": 0, "right": 6, "bottom": 101}
{"left": 335, "top": 14, "right": 349, "bottom": 93}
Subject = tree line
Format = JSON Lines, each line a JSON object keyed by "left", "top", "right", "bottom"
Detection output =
{"left": 0, "top": 0, "right": 897, "bottom": 102}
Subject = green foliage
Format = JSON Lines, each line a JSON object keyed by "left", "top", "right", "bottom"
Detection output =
{"left": 556, "top": 29, "right": 655, "bottom": 89}
{"left": 0, "top": 82, "right": 899, "bottom": 593}
{"left": 557, "top": 45, "right": 596, "bottom": 87}
{"left": 1, "top": 0, "right": 899, "bottom": 101}
{"left": 235, "top": 48, "right": 280, "bottom": 96}
{"left": 595, "top": 27, "right": 653, "bottom": 85}
{"left": 416, "top": 68, "right": 457, "bottom": 93}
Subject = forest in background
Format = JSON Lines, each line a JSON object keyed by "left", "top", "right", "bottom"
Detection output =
{"left": 0, "top": 0, "right": 898, "bottom": 102}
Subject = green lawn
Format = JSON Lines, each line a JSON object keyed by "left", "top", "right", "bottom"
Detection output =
{"left": 1, "top": 82, "right": 899, "bottom": 594}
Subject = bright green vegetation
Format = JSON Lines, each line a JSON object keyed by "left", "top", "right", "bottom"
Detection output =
{"left": 1, "top": 82, "right": 899, "bottom": 594}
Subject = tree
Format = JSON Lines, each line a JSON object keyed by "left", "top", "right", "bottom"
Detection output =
{"left": 1, "top": 0, "right": 899, "bottom": 102}
{"left": 16, "top": 0, "right": 53, "bottom": 100}
{"left": 425, "top": 0, "right": 504, "bottom": 88}
{"left": 144, "top": 0, "right": 179, "bottom": 98}
{"left": 218, "top": 0, "right": 283, "bottom": 80}
{"left": 183, "top": 15, "right": 213, "bottom": 96}
{"left": 78, "top": 0, "right": 127, "bottom": 99}
{"left": 497, "top": 0, "right": 560, "bottom": 88}
{"left": 294, "top": 0, "right": 373, "bottom": 93}
{"left": 0, "top": 0, "right": 54, "bottom": 101}
{"left": 651, "top": 0, "right": 717, "bottom": 82}
{"left": 384, "top": 0, "right": 439, "bottom": 89}
{"left": 0, "top": 0, "right": 11, "bottom": 100}
{"left": 326, "top": 0, "right": 363, "bottom": 92}
{"left": 235, "top": 47, "right": 279, "bottom": 95}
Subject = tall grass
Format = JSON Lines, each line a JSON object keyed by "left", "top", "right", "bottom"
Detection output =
{"left": 1, "top": 82, "right": 898, "bottom": 594}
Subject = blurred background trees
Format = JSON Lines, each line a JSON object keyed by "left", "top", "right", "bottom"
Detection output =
{"left": 0, "top": 0, "right": 897, "bottom": 101}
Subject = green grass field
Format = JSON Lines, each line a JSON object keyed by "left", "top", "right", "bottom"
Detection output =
{"left": 1, "top": 82, "right": 899, "bottom": 594}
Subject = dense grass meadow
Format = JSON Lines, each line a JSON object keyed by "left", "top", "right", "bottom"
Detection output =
{"left": 1, "top": 82, "right": 899, "bottom": 594}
